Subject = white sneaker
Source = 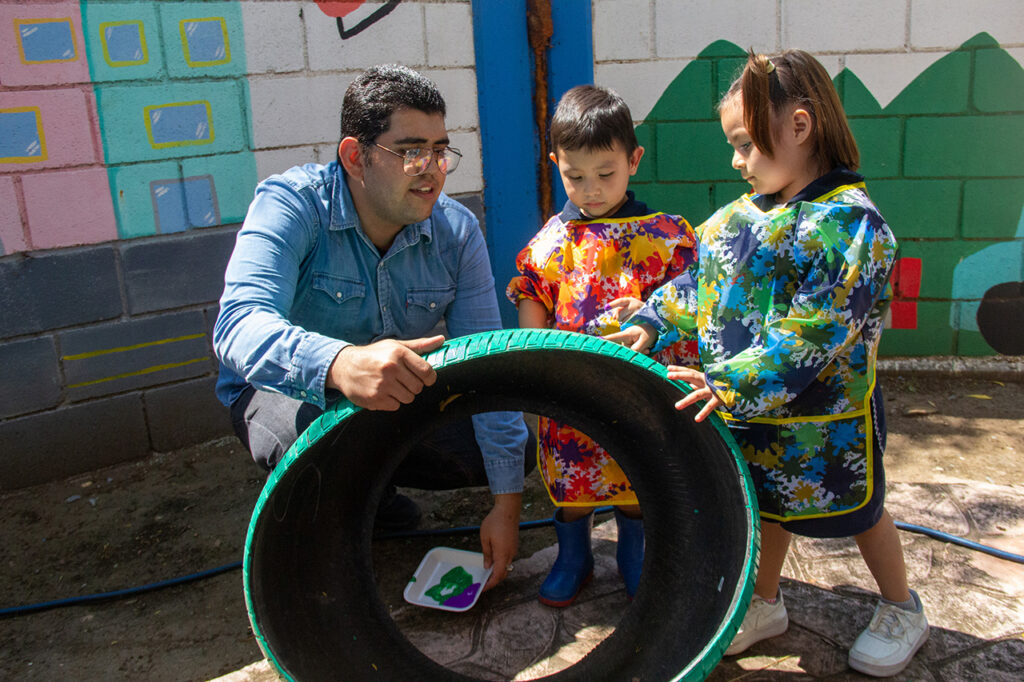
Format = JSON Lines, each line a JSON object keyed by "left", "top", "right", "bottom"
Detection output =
{"left": 848, "top": 590, "right": 929, "bottom": 677}
{"left": 725, "top": 590, "right": 789, "bottom": 655}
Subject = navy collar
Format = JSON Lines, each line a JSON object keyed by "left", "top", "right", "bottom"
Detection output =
{"left": 752, "top": 167, "right": 865, "bottom": 210}
{"left": 558, "top": 191, "right": 652, "bottom": 222}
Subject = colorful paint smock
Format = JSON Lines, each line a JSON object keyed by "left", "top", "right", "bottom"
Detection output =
{"left": 507, "top": 193, "right": 697, "bottom": 505}
{"left": 632, "top": 169, "right": 898, "bottom": 522}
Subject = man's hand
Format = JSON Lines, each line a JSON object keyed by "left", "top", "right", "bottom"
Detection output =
{"left": 605, "top": 296, "right": 644, "bottom": 322}
{"left": 479, "top": 493, "right": 521, "bottom": 591}
{"left": 603, "top": 322, "right": 656, "bottom": 354}
{"left": 666, "top": 365, "right": 722, "bottom": 422}
{"left": 327, "top": 336, "right": 445, "bottom": 410}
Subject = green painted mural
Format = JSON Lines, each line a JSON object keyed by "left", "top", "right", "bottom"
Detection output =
{"left": 632, "top": 35, "right": 1024, "bottom": 357}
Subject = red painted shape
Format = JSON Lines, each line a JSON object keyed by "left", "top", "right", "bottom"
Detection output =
{"left": 314, "top": 1, "right": 364, "bottom": 18}
{"left": 889, "top": 300, "right": 918, "bottom": 330}
{"left": 892, "top": 257, "right": 922, "bottom": 298}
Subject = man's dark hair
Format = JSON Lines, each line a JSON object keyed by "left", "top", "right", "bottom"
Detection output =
{"left": 340, "top": 64, "right": 446, "bottom": 146}
{"left": 549, "top": 84, "right": 638, "bottom": 156}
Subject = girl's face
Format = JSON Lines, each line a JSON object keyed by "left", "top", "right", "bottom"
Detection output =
{"left": 720, "top": 95, "right": 819, "bottom": 205}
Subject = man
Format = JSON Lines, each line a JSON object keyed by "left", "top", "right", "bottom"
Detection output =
{"left": 213, "top": 65, "right": 531, "bottom": 590}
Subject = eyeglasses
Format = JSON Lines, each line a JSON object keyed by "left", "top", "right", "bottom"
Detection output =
{"left": 374, "top": 143, "right": 462, "bottom": 176}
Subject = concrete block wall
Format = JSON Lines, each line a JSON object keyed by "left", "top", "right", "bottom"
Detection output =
{"left": 591, "top": 0, "right": 1024, "bottom": 358}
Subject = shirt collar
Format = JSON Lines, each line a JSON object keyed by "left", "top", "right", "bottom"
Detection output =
{"left": 751, "top": 167, "right": 865, "bottom": 210}
{"left": 329, "top": 162, "right": 433, "bottom": 245}
{"left": 558, "top": 190, "right": 651, "bottom": 222}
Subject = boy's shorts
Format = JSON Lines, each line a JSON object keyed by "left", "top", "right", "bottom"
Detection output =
{"left": 767, "top": 388, "right": 888, "bottom": 539}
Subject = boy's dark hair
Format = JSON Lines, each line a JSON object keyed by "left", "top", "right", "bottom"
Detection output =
{"left": 720, "top": 49, "right": 859, "bottom": 171}
{"left": 340, "top": 64, "right": 446, "bottom": 147}
{"left": 549, "top": 85, "right": 638, "bottom": 156}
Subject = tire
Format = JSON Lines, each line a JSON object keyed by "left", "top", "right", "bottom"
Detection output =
{"left": 244, "top": 329, "right": 759, "bottom": 681}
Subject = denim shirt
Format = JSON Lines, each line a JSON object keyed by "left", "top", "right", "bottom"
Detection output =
{"left": 213, "top": 161, "right": 527, "bottom": 494}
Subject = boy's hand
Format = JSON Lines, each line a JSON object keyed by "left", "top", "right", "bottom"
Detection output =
{"left": 666, "top": 366, "right": 722, "bottom": 422}
{"left": 606, "top": 297, "right": 644, "bottom": 322}
{"left": 603, "top": 323, "right": 656, "bottom": 354}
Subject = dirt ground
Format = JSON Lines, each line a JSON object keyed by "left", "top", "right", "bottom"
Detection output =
{"left": 1, "top": 373, "right": 1022, "bottom": 681}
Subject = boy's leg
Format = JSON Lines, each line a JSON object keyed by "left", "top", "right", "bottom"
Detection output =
{"left": 854, "top": 508, "right": 911, "bottom": 603}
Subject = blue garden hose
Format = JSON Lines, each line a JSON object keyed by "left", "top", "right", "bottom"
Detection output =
{"left": 1, "top": 509, "right": 1019, "bottom": 619}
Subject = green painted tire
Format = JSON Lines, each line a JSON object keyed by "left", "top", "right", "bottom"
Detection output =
{"left": 244, "top": 329, "right": 759, "bottom": 681}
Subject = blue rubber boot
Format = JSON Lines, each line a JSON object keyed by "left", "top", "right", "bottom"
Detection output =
{"left": 615, "top": 509, "right": 644, "bottom": 600}
{"left": 538, "top": 509, "right": 594, "bottom": 607}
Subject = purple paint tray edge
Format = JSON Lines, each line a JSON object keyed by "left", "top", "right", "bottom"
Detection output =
{"left": 403, "top": 546, "right": 493, "bottom": 612}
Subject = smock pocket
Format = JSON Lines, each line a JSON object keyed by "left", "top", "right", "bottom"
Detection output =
{"left": 405, "top": 285, "right": 455, "bottom": 336}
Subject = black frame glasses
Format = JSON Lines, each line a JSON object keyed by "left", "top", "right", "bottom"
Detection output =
{"left": 374, "top": 143, "right": 462, "bottom": 176}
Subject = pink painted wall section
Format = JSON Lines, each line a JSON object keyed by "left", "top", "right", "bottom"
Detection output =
{"left": 0, "top": 176, "right": 29, "bottom": 254}
{"left": 0, "top": 2, "right": 91, "bottom": 86}
{"left": 21, "top": 167, "right": 117, "bottom": 249}
{"left": 0, "top": 89, "right": 100, "bottom": 170}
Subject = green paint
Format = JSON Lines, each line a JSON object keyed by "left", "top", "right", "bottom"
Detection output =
{"left": 425, "top": 566, "right": 473, "bottom": 604}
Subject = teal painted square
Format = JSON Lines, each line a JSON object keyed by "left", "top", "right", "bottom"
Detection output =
{"left": 18, "top": 19, "right": 76, "bottom": 63}
{"left": 905, "top": 115, "right": 1024, "bottom": 177}
{"left": 95, "top": 81, "right": 247, "bottom": 163}
{"left": 657, "top": 121, "right": 735, "bottom": 182}
{"left": 160, "top": 2, "right": 246, "bottom": 78}
{"left": 886, "top": 51, "right": 970, "bottom": 115}
{"left": 182, "top": 153, "right": 258, "bottom": 224}
{"left": 869, "top": 180, "right": 960, "bottom": 239}
{"left": 82, "top": 3, "right": 163, "bottom": 82}
{"left": 108, "top": 161, "right": 181, "bottom": 239}
{"left": 962, "top": 179, "right": 1024, "bottom": 239}
{"left": 878, "top": 301, "right": 954, "bottom": 356}
{"left": 850, "top": 117, "right": 901, "bottom": 178}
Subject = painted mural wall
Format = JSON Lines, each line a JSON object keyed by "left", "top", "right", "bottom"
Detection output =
{"left": 0, "top": 0, "right": 1020, "bottom": 488}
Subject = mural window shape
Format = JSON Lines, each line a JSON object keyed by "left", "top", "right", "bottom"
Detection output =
{"left": 150, "top": 175, "right": 220, "bottom": 233}
{"left": 179, "top": 17, "right": 230, "bottom": 67}
{"left": 0, "top": 107, "right": 47, "bottom": 163}
{"left": 101, "top": 21, "right": 148, "bottom": 67}
{"left": 15, "top": 17, "right": 78, "bottom": 64}
{"left": 144, "top": 101, "right": 215, "bottom": 149}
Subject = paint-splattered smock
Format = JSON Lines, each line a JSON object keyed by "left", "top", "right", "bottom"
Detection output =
{"left": 507, "top": 192, "right": 698, "bottom": 505}
{"left": 631, "top": 169, "right": 898, "bottom": 523}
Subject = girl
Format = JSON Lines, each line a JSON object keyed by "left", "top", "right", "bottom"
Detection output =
{"left": 508, "top": 85, "right": 698, "bottom": 606}
{"left": 609, "top": 50, "right": 928, "bottom": 677}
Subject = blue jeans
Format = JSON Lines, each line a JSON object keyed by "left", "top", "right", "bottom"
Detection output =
{"left": 230, "top": 386, "right": 535, "bottom": 489}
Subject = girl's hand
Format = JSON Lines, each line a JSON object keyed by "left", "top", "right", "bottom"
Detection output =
{"left": 603, "top": 323, "right": 656, "bottom": 353}
{"left": 606, "top": 297, "right": 644, "bottom": 322}
{"left": 666, "top": 366, "right": 722, "bottom": 422}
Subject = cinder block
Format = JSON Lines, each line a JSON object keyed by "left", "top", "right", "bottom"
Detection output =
{"left": 249, "top": 74, "right": 350, "bottom": 149}
{"left": 254, "top": 146, "right": 319, "bottom": 182}
{"left": 596, "top": 60, "right": 694, "bottom": 124}
{"left": 158, "top": 1, "right": 246, "bottom": 79}
{"left": 121, "top": 228, "right": 237, "bottom": 314}
{"left": 107, "top": 160, "right": 180, "bottom": 239}
{"left": 905, "top": 115, "right": 1024, "bottom": 177}
{"left": 0, "top": 88, "right": 99, "bottom": 170}
{"left": 452, "top": 192, "right": 485, "bottom": 230}
{"left": 59, "top": 311, "right": 215, "bottom": 402}
{"left": 849, "top": 117, "right": 902, "bottom": 178}
{"left": 962, "top": 179, "right": 1024, "bottom": 239}
{"left": 0, "top": 177, "right": 28, "bottom": 256}
{"left": 181, "top": 152, "right": 258, "bottom": 225}
{"left": 638, "top": 59, "right": 714, "bottom": 123}
{"left": 423, "top": 68, "right": 478, "bottom": 131}
{"left": 81, "top": 1, "right": 164, "bottom": 83}
{"left": 95, "top": 81, "right": 248, "bottom": 163}
{"left": 0, "top": 247, "right": 121, "bottom": 339}
{"left": 0, "top": 3, "right": 92, "bottom": 87}
{"left": 240, "top": 1, "right": 305, "bottom": 74}
{"left": 441, "top": 130, "right": 482, "bottom": 196}
{"left": 0, "top": 337, "right": 61, "bottom": 419}
{"left": 713, "top": 181, "right": 752, "bottom": 209}
{"left": 632, "top": 181, "right": 714, "bottom": 228}
{"left": 656, "top": 121, "right": 736, "bottom": 182}
{"left": 869, "top": 180, "right": 960, "bottom": 239}
{"left": 304, "top": 1, "right": 424, "bottom": 71}
{"left": 909, "top": 1, "right": 1023, "bottom": 50}
{"left": 594, "top": 0, "right": 651, "bottom": 61}
{"left": 0, "top": 394, "right": 149, "bottom": 491}
{"left": 782, "top": 0, "right": 904, "bottom": 52}
{"left": 897, "top": 239, "right": 966, "bottom": 300}
{"left": 973, "top": 45, "right": 1024, "bottom": 113}
{"left": 846, "top": 52, "right": 951, "bottom": 111}
{"left": 425, "top": 3, "right": 474, "bottom": 67}
{"left": 144, "top": 375, "right": 232, "bottom": 452}
{"left": 655, "top": 0, "right": 776, "bottom": 58}
{"left": 22, "top": 167, "right": 118, "bottom": 249}
{"left": 878, "top": 301, "right": 955, "bottom": 356}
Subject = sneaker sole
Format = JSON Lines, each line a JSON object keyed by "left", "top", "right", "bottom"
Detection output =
{"left": 724, "top": 616, "right": 789, "bottom": 656}
{"left": 848, "top": 626, "right": 930, "bottom": 677}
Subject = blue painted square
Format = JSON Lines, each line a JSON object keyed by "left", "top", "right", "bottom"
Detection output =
{"left": 103, "top": 23, "right": 146, "bottom": 65}
{"left": 182, "top": 18, "right": 228, "bottom": 65}
{"left": 18, "top": 20, "right": 76, "bottom": 63}
{"left": 0, "top": 110, "right": 44, "bottom": 160}
{"left": 151, "top": 176, "right": 219, "bottom": 233}
{"left": 147, "top": 102, "right": 212, "bottom": 146}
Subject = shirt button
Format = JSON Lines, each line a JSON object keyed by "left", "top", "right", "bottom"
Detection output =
{"left": 382, "top": 305, "right": 387, "bottom": 311}
{"left": 335, "top": 292, "right": 342, "bottom": 298}
{"left": 300, "top": 391, "right": 307, "bottom": 397}
{"left": 429, "top": 302, "right": 436, "bottom": 309}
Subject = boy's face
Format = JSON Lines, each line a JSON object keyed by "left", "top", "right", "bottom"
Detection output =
{"left": 550, "top": 141, "right": 644, "bottom": 219}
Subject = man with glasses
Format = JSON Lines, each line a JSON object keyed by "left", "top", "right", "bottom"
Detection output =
{"left": 214, "top": 65, "right": 531, "bottom": 590}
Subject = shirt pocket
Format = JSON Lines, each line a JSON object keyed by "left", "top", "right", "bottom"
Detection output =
{"left": 299, "top": 274, "right": 367, "bottom": 335}
{"left": 405, "top": 285, "right": 455, "bottom": 336}
{"left": 311, "top": 273, "right": 366, "bottom": 305}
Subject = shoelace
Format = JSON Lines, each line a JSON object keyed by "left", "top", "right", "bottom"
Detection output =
{"left": 871, "top": 605, "right": 908, "bottom": 638}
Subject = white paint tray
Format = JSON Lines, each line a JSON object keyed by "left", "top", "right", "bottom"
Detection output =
{"left": 403, "top": 546, "right": 492, "bottom": 612}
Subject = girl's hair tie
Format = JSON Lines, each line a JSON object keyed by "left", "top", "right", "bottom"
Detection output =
{"left": 765, "top": 60, "right": 776, "bottom": 74}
